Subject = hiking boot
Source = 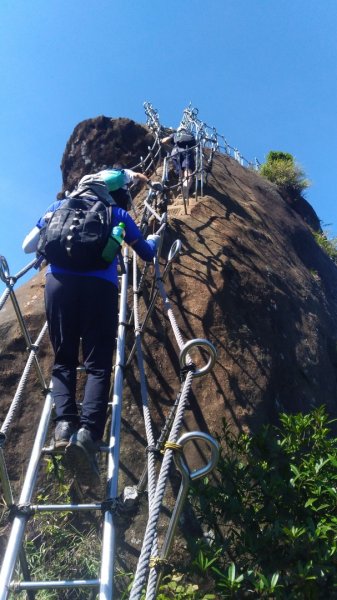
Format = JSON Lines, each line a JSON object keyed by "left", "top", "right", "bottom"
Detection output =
{"left": 65, "top": 427, "right": 100, "bottom": 487}
{"left": 54, "top": 420, "right": 78, "bottom": 451}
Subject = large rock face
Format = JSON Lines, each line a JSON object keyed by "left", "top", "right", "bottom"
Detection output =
{"left": 59, "top": 116, "right": 154, "bottom": 194}
{"left": 1, "top": 116, "right": 337, "bottom": 569}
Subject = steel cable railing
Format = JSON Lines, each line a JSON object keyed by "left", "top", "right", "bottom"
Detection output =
{"left": 129, "top": 370, "right": 195, "bottom": 600}
{"left": 145, "top": 101, "right": 260, "bottom": 171}
{"left": 129, "top": 252, "right": 217, "bottom": 599}
{"left": 0, "top": 322, "right": 48, "bottom": 438}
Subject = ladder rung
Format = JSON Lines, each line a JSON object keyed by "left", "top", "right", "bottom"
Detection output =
{"left": 42, "top": 439, "right": 113, "bottom": 454}
{"left": 10, "top": 579, "right": 99, "bottom": 591}
{"left": 32, "top": 503, "right": 102, "bottom": 512}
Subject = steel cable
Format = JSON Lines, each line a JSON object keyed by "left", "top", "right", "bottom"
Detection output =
{"left": 0, "top": 288, "right": 10, "bottom": 312}
{"left": 0, "top": 322, "right": 48, "bottom": 438}
{"left": 130, "top": 249, "right": 196, "bottom": 599}
{"left": 129, "top": 370, "right": 194, "bottom": 600}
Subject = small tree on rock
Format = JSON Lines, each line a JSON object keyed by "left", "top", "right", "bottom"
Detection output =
{"left": 260, "top": 151, "right": 310, "bottom": 197}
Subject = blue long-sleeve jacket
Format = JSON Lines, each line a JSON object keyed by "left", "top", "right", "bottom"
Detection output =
{"left": 36, "top": 200, "right": 156, "bottom": 287}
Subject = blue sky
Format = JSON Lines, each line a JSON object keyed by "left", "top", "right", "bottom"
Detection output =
{"left": 0, "top": 0, "right": 336, "bottom": 286}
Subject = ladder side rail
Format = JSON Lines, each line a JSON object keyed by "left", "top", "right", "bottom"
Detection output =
{"left": 0, "top": 326, "right": 49, "bottom": 598}
{"left": 0, "top": 448, "right": 35, "bottom": 599}
{"left": 0, "top": 387, "right": 54, "bottom": 600}
{"left": 99, "top": 246, "right": 130, "bottom": 600}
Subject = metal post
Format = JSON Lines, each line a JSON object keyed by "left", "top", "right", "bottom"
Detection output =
{"left": 200, "top": 142, "right": 204, "bottom": 198}
{"left": 99, "top": 247, "right": 129, "bottom": 600}
{"left": 161, "top": 432, "right": 219, "bottom": 557}
{"left": 162, "top": 157, "right": 168, "bottom": 183}
{"left": 153, "top": 432, "right": 219, "bottom": 597}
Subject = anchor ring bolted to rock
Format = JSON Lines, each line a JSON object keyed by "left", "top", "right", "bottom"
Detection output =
{"left": 179, "top": 338, "right": 217, "bottom": 378}
{"left": 174, "top": 431, "right": 220, "bottom": 482}
{"left": 0, "top": 256, "right": 10, "bottom": 283}
{"left": 168, "top": 240, "right": 182, "bottom": 262}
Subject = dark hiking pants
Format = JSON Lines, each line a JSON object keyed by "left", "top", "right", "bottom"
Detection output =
{"left": 45, "top": 273, "right": 118, "bottom": 441}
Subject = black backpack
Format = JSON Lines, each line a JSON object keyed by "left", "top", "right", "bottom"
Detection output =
{"left": 173, "top": 130, "right": 196, "bottom": 148}
{"left": 37, "top": 196, "right": 113, "bottom": 270}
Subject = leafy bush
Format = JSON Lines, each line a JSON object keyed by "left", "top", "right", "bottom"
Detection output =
{"left": 260, "top": 151, "right": 310, "bottom": 196}
{"left": 12, "top": 408, "right": 337, "bottom": 598}
{"left": 188, "top": 406, "right": 337, "bottom": 598}
{"left": 312, "top": 230, "right": 337, "bottom": 264}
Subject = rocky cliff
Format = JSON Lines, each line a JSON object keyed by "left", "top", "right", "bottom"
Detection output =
{"left": 1, "top": 116, "right": 337, "bottom": 571}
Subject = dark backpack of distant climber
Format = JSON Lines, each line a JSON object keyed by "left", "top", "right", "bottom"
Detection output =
{"left": 37, "top": 170, "right": 124, "bottom": 270}
{"left": 173, "top": 128, "right": 196, "bottom": 148}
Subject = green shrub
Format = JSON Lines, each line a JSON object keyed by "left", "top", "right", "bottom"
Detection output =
{"left": 313, "top": 230, "right": 337, "bottom": 264}
{"left": 13, "top": 408, "right": 337, "bottom": 598}
{"left": 188, "top": 406, "right": 337, "bottom": 598}
{"left": 260, "top": 151, "right": 310, "bottom": 196}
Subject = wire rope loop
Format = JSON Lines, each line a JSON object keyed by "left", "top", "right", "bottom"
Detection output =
{"left": 0, "top": 256, "right": 10, "bottom": 283}
{"left": 179, "top": 338, "right": 216, "bottom": 378}
{"left": 168, "top": 240, "right": 182, "bottom": 262}
{"left": 174, "top": 431, "right": 220, "bottom": 482}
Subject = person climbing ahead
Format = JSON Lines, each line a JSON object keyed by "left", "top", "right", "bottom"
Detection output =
{"left": 161, "top": 126, "right": 196, "bottom": 196}
{"left": 22, "top": 169, "right": 160, "bottom": 487}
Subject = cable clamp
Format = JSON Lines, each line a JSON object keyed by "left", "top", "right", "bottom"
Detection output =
{"left": 100, "top": 498, "right": 119, "bottom": 514}
{"left": 162, "top": 441, "right": 183, "bottom": 454}
{"left": 146, "top": 445, "right": 161, "bottom": 458}
{"left": 7, "top": 503, "right": 35, "bottom": 521}
{"left": 27, "top": 343, "right": 39, "bottom": 353}
{"left": 180, "top": 363, "right": 196, "bottom": 381}
{"left": 149, "top": 556, "right": 170, "bottom": 569}
{"left": 119, "top": 320, "right": 132, "bottom": 328}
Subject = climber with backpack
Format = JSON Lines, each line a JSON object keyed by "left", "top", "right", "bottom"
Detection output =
{"left": 161, "top": 126, "right": 196, "bottom": 196}
{"left": 22, "top": 167, "right": 160, "bottom": 488}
